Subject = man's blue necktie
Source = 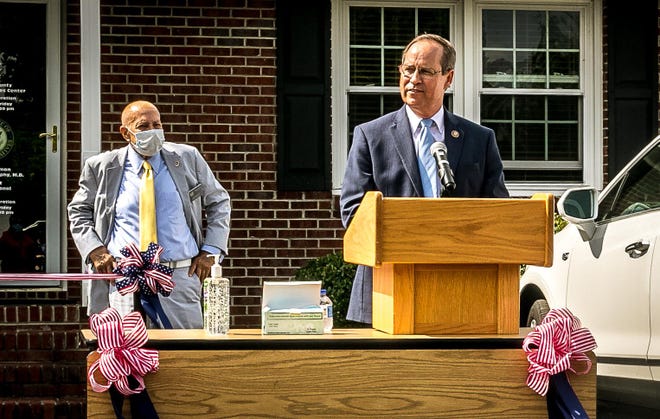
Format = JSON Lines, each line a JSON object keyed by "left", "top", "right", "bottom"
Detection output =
{"left": 418, "top": 118, "right": 437, "bottom": 197}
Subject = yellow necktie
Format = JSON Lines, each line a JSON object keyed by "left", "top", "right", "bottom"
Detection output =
{"left": 139, "top": 160, "right": 157, "bottom": 250}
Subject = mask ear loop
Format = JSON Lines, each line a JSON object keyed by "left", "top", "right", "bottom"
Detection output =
{"left": 121, "top": 126, "right": 134, "bottom": 142}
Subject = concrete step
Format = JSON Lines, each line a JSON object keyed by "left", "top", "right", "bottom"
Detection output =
{"left": 0, "top": 396, "right": 86, "bottom": 419}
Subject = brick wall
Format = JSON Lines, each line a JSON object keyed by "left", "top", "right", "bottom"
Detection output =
{"left": 0, "top": 1, "right": 344, "bottom": 415}
{"left": 65, "top": 0, "right": 345, "bottom": 329}
{"left": 0, "top": 305, "right": 86, "bottom": 418}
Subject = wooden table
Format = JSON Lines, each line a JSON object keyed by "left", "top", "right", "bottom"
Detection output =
{"left": 82, "top": 328, "right": 596, "bottom": 418}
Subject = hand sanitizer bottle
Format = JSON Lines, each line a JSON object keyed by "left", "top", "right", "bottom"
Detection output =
{"left": 203, "top": 254, "right": 230, "bottom": 335}
{"left": 320, "top": 289, "right": 333, "bottom": 333}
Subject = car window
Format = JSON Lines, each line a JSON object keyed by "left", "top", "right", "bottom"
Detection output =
{"left": 597, "top": 142, "right": 660, "bottom": 222}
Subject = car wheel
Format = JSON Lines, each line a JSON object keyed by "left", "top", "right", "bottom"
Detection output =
{"left": 526, "top": 299, "right": 550, "bottom": 328}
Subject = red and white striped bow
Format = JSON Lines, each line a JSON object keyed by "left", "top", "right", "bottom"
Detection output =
{"left": 522, "top": 307, "right": 597, "bottom": 396}
{"left": 87, "top": 307, "right": 159, "bottom": 395}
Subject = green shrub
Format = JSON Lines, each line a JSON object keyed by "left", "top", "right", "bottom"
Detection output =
{"left": 554, "top": 212, "right": 568, "bottom": 232}
{"left": 294, "top": 252, "right": 366, "bottom": 328}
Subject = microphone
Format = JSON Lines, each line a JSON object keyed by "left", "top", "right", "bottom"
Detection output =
{"left": 430, "top": 141, "right": 456, "bottom": 193}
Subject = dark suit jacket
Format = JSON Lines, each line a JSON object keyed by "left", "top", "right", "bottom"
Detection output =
{"left": 339, "top": 105, "right": 509, "bottom": 323}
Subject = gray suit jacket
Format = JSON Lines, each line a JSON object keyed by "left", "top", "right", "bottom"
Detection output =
{"left": 68, "top": 142, "right": 231, "bottom": 312}
{"left": 339, "top": 106, "right": 509, "bottom": 323}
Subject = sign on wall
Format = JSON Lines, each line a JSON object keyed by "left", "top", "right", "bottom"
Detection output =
{"left": 0, "top": 3, "right": 47, "bottom": 274}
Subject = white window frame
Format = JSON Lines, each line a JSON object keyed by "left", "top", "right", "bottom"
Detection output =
{"left": 331, "top": 0, "right": 602, "bottom": 197}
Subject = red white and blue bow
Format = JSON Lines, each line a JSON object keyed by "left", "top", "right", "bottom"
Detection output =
{"left": 113, "top": 242, "right": 175, "bottom": 329}
{"left": 113, "top": 242, "right": 174, "bottom": 297}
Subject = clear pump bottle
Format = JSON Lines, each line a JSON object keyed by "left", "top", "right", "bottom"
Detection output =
{"left": 203, "top": 254, "right": 230, "bottom": 335}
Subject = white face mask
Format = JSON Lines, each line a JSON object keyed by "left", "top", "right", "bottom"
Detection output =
{"left": 127, "top": 128, "right": 165, "bottom": 157}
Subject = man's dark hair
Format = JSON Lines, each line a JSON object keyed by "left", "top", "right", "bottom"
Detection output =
{"left": 401, "top": 34, "right": 456, "bottom": 74}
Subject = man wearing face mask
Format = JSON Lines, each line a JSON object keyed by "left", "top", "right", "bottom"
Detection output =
{"left": 68, "top": 100, "right": 231, "bottom": 328}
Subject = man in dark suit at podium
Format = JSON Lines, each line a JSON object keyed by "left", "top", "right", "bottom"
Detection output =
{"left": 340, "top": 34, "right": 509, "bottom": 324}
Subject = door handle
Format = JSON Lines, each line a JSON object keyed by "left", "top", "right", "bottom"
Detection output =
{"left": 39, "top": 125, "right": 57, "bottom": 153}
{"left": 624, "top": 241, "right": 650, "bottom": 259}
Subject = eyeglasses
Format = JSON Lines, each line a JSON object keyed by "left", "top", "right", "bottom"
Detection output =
{"left": 399, "top": 65, "right": 443, "bottom": 79}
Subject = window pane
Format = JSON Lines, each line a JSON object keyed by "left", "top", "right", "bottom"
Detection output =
{"left": 505, "top": 170, "right": 582, "bottom": 182}
{"left": 482, "top": 95, "right": 512, "bottom": 159}
{"left": 349, "top": 94, "right": 405, "bottom": 128}
{"left": 549, "top": 52, "right": 579, "bottom": 88}
{"left": 384, "top": 95, "right": 403, "bottom": 115}
{"left": 547, "top": 95, "right": 580, "bottom": 161}
{"left": 350, "top": 48, "right": 380, "bottom": 86}
{"left": 516, "top": 123, "right": 546, "bottom": 160}
{"left": 348, "top": 93, "right": 402, "bottom": 150}
{"left": 482, "top": 95, "right": 512, "bottom": 120}
{"left": 385, "top": 48, "right": 403, "bottom": 86}
{"left": 384, "top": 8, "right": 415, "bottom": 46}
{"left": 481, "top": 94, "right": 581, "bottom": 162}
{"left": 548, "top": 96, "right": 577, "bottom": 120}
{"left": 549, "top": 11, "right": 579, "bottom": 49}
{"left": 483, "top": 50, "right": 513, "bottom": 88}
{"left": 483, "top": 10, "right": 513, "bottom": 48}
{"left": 418, "top": 8, "right": 450, "bottom": 38}
{"left": 516, "top": 11, "right": 545, "bottom": 49}
{"left": 515, "top": 96, "right": 545, "bottom": 120}
{"left": 516, "top": 51, "right": 546, "bottom": 88}
{"left": 491, "top": 123, "right": 513, "bottom": 160}
{"left": 349, "top": 95, "right": 381, "bottom": 129}
{"left": 350, "top": 7, "right": 380, "bottom": 45}
{"left": 548, "top": 123, "right": 579, "bottom": 160}
{"left": 482, "top": 9, "right": 580, "bottom": 89}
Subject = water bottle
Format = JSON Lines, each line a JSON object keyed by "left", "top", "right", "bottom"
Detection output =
{"left": 320, "top": 288, "right": 333, "bottom": 333}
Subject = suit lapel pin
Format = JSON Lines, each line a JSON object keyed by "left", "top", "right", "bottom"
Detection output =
{"left": 451, "top": 130, "right": 460, "bottom": 138}
{"left": 175, "top": 160, "right": 180, "bottom": 167}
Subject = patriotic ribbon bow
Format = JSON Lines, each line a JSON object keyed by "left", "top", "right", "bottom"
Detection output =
{"left": 87, "top": 307, "right": 159, "bottom": 395}
{"left": 114, "top": 242, "right": 174, "bottom": 297}
{"left": 522, "top": 307, "right": 597, "bottom": 396}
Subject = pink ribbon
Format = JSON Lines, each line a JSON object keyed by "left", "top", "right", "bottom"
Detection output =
{"left": 87, "top": 307, "right": 159, "bottom": 395}
{"left": 522, "top": 307, "right": 597, "bottom": 396}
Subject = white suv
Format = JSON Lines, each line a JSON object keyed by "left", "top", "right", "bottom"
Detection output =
{"left": 520, "top": 135, "right": 660, "bottom": 407}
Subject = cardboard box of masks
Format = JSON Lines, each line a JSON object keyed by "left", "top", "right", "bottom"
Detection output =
{"left": 261, "top": 281, "right": 323, "bottom": 335}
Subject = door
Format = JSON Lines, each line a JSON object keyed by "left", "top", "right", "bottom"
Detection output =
{"left": 567, "top": 140, "right": 660, "bottom": 380}
{"left": 566, "top": 214, "right": 655, "bottom": 380}
{"left": 0, "top": 0, "right": 61, "bottom": 278}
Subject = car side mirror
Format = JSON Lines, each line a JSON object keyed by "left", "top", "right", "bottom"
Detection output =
{"left": 557, "top": 187, "right": 598, "bottom": 240}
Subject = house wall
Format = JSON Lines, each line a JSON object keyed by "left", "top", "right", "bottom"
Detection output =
{"left": 1, "top": 1, "right": 342, "bottom": 415}
{"left": 2, "top": 0, "right": 660, "bottom": 416}
{"left": 64, "top": 0, "right": 345, "bottom": 329}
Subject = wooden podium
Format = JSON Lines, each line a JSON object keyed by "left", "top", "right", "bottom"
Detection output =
{"left": 343, "top": 191, "right": 554, "bottom": 335}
